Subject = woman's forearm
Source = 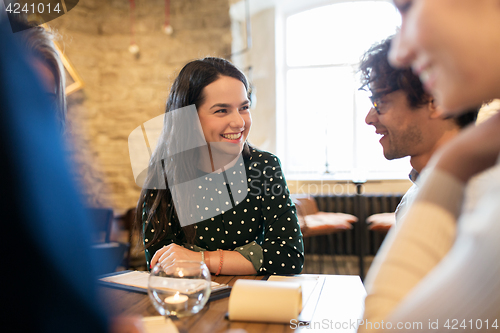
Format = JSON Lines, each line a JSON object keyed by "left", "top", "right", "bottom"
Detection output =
{"left": 204, "top": 250, "right": 257, "bottom": 275}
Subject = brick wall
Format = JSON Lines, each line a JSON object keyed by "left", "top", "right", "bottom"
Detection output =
{"left": 50, "top": 0, "right": 232, "bottom": 213}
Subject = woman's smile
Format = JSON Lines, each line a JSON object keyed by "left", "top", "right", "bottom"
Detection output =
{"left": 221, "top": 132, "right": 243, "bottom": 142}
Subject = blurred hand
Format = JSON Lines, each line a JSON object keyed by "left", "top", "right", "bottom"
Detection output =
{"left": 151, "top": 243, "right": 202, "bottom": 270}
{"left": 366, "top": 213, "right": 395, "bottom": 231}
{"left": 110, "top": 316, "right": 145, "bottom": 333}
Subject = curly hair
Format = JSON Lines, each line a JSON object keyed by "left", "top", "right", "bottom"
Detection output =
{"left": 359, "top": 35, "right": 478, "bottom": 128}
{"left": 359, "top": 35, "right": 430, "bottom": 109}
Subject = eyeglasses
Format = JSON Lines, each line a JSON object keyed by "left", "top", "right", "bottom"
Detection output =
{"left": 369, "top": 95, "right": 381, "bottom": 114}
{"left": 369, "top": 94, "right": 385, "bottom": 115}
{"left": 369, "top": 89, "right": 398, "bottom": 115}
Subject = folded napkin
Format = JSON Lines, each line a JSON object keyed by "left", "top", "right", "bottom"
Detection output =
{"left": 142, "top": 316, "right": 178, "bottom": 333}
{"left": 228, "top": 279, "right": 302, "bottom": 324}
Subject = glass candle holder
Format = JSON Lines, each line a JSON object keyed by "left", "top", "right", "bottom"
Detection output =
{"left": 148, "top": 260, "right": 211, "bottom": 318}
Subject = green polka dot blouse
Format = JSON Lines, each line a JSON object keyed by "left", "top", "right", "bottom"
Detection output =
{"left": 141, "top": 148, "right": 304, "bottom": 275}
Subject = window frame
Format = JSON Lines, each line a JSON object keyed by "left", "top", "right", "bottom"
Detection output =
{"left": 275, "top": 0, "right": 408, "bottom": 181}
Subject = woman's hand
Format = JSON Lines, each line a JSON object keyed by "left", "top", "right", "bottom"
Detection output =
{"left": 434, "top": 112, "right": 500, "bottom": 183}
{"left": 150, "top": 243, "right": 202, "bottom": 270}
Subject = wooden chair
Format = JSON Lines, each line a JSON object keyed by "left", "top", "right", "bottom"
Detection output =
{"left": 113, "top": 207, "right": 147, "bottom": 270}
{"left": 292, "top": 196, "right": 357, "bottom": 274}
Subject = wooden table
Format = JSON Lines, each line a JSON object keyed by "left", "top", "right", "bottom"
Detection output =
{"left": 100, "top": 274, "right": 366, "bottom": 333}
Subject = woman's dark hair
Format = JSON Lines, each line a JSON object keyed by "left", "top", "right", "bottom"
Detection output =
{"left": 359, "top": 35, "right": 431, "bottom": 109}
{"left": 135, "top": 57, "right": 251, "bottom": 248}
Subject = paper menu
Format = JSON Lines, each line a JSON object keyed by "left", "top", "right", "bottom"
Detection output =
{"left": 142, "top": 316, "right": 178, "bottom": 333}
{"left": 228, "top": 279, "right": 303, "bottom": 324}
{"left": 99, "top": 270, "right": 229, "bottom": 294}
{"left": 267, "top": 275, "right": 321, "bottom": 311}
{"left": 228, "top": 276, "right": 322, "bottom": 324}
{"left": 100, "top": 271, "right": 151, "bottom": 290}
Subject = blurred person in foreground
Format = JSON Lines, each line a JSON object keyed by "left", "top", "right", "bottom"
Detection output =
{"left": 0, "top": 13, "right": 143, "bottom": 333}
{"left": 360, "top": 1, "right": 500, "bottom": 331}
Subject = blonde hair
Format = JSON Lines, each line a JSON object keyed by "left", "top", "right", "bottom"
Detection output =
{"left": 21, "top": 24, "right": 67, "bottom": 130}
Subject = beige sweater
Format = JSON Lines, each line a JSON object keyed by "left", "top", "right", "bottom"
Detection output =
{"left": 360, "top": 167, "right": 500, "bottom": 332}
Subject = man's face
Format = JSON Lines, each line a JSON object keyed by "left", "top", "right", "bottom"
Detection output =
{"left": 389, "top": 0, "right": 500, "bottom": 115}
{"left": 365, "top": 89, "right": 428, "bottom": 160}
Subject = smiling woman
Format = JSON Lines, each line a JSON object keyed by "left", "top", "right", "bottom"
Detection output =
{"left": 135, "top": 57, "right": 304, "bottom": 276}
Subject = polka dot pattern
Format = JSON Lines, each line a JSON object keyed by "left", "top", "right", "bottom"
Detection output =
{"left": 141, "top": 148, "right": 304, "bottom": 274}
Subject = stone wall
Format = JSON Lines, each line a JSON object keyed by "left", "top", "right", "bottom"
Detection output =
{"left": 50, "top": 0, "right": 232, "bottom": 213}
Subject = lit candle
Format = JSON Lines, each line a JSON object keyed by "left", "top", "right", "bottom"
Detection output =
{"left": 164, "top": 292, "right": 188, "bottom": 313}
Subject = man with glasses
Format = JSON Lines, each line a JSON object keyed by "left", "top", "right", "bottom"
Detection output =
{"left": 359, "top": 36, "right": 478, "bottom": 224}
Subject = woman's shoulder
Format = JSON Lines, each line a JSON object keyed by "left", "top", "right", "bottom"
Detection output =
{"left": 247, "top": 146, "right": 282, "bottom": 164}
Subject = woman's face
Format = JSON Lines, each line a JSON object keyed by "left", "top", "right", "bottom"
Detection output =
{"left": 389, "top": 0, "right": 500, "bottom": 115}
{"left": 197, "top": 75, "right": 251, "bottom": 157}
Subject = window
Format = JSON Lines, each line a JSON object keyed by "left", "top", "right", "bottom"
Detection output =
{"left": 279, "top": 1, "right": 409, "bottom": 180}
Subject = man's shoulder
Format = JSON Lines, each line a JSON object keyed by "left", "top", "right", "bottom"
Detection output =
{"left": 395, "top": 183, "right": 419, "bottom": 222}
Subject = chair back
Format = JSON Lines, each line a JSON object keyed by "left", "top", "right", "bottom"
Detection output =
{"left": 88, "top": 207, "right": 114, "bottom": 243}
{"left": 87, "top": 207, "right": 129, "bottom": 275}
{"left": 295, "top": 197, "right": 319, "bottom": 215}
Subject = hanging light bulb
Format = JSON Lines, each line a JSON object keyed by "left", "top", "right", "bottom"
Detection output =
{"left": 163, "top": 24, "right": 173, "bottom": 35}
{"left": 128, "top": 43, "right": 140, "bottom": 54}
{"left": 129, "top": 0, "right": 140, "bottom": 57}
{"left": 162, "top": 0, "right": 173, "bottom": 35}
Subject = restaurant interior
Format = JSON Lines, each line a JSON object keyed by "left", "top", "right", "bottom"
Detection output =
{"left": 6, "top": 0, "right": 499, "bottom": 331}
{"left": 22, "top": 0, "right": 499, "bottom": 275}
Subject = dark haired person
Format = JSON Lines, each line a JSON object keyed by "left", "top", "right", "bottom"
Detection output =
{"left": 135, "top": 57, "right": 304, "bottom": 275}
{"left": 359, "top": 35, "right": 478, "bottom": 224}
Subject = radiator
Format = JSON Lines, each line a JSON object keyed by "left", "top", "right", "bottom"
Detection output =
{"left": 311, "top": 194, "right": 404, "bottom": 255}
